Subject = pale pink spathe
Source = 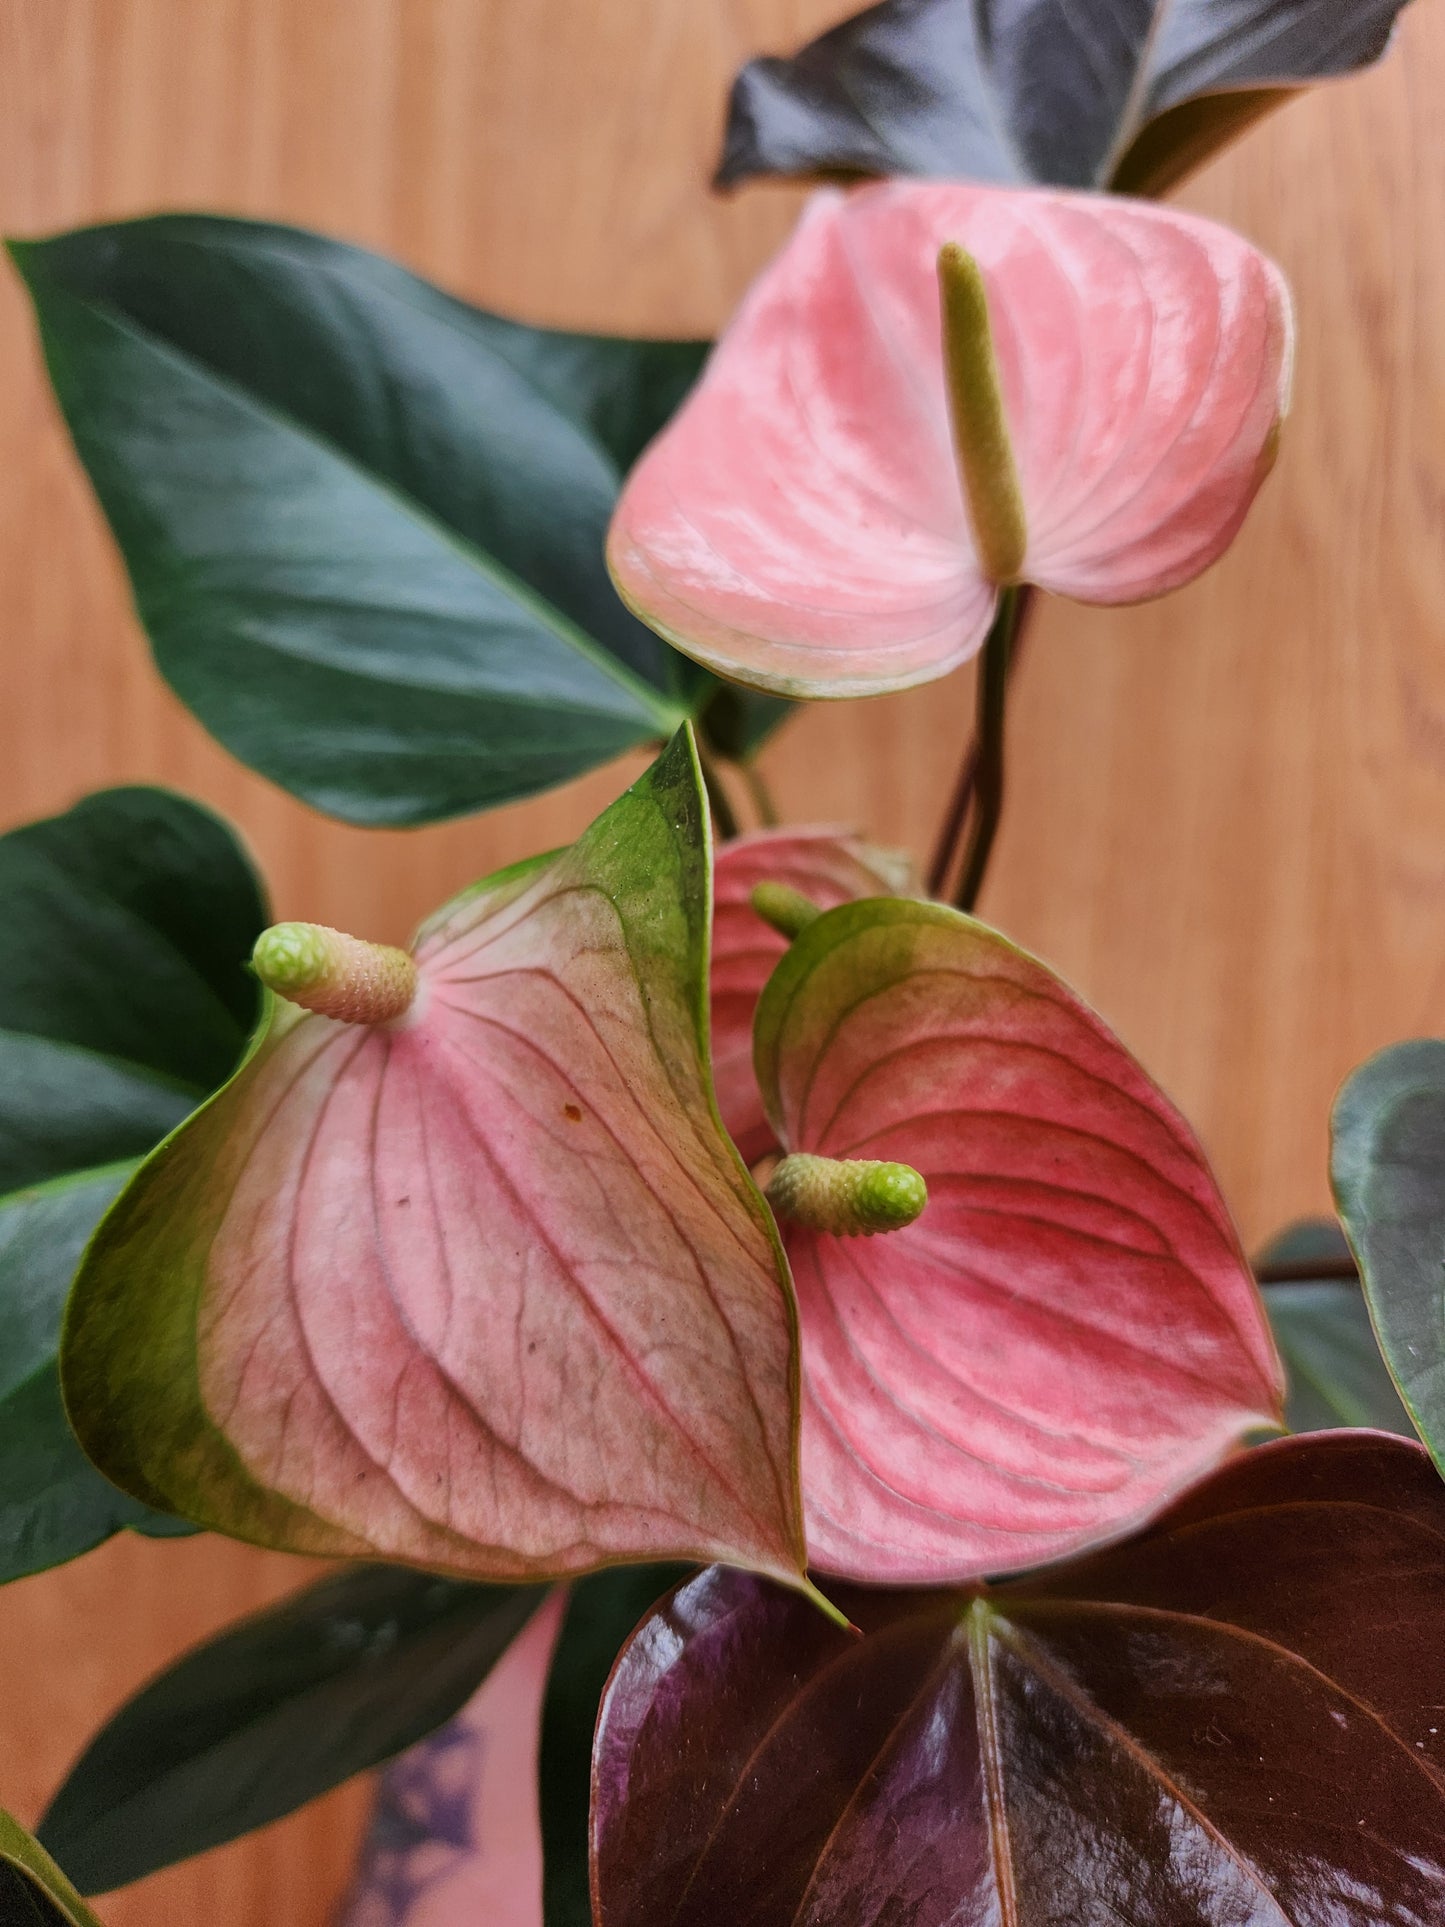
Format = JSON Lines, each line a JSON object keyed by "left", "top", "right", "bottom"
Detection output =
{"left": 610, "top": 181, "right": 1294, "bottom": 697}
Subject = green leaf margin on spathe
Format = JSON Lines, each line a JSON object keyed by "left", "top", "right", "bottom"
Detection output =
{"left": 1255, "top": 1218, "right": 1413, "bottom": 1437}
{"left": 9, "top": 215, "right": 788, "bottom": 829}
{"left": 0, "top": 786, "right": 268, "bottom": 1583}
{"left": 37, "top": 1566, "right": 544, "bottom": 1895}
{"left": 1332, "top": 1038, "right": 1445, "bottom": 1471}
{"left": 0, "top": 1808, "right": 104, "bottom": 1927}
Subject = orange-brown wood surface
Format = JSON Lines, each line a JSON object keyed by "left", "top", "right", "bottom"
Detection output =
{"left": 0, "top": 1, "right": 1440, "bottom": 1920}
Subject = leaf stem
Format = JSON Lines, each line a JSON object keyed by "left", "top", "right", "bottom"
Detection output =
{"left": 953, "top": 587, "right": 1022, "bottom": 914}
{"left": 696, "top": 742, "right": 741, "bottom": 841}
{"left": 927, "top": 588, "right": 1033, "bottom": 898}
{"left": 1253, "top": 1255, "right": 1361, "bottom": 1286}
{"left": 739, "top": 758, "right": 780, "bottom": 829}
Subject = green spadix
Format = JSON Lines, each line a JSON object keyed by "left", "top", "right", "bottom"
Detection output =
{"left": 766, "top": 1152, "right": 928, "bottom": 1236}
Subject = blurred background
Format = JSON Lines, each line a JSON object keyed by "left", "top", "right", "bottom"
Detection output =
{"left": 0, "top": 1, "right": 1441, "bottom": 1919}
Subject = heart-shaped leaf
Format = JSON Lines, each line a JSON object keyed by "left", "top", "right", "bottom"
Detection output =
{"left": 0, "top": 1811, "right": 104, "bottom": 1927}
{"left": 715, "top": 0, "right": 1411, "bottom": 197}
{"left": 712, "top": 830, "right": 913, "bottom": 1164}
{"left": 38, "top": 1565, "right": 543, "bottom": 1895}
{"left": 753, "top": 897, "right": 1282, "bottom": 1582}
{"left": 1257, "top": 1218, "right": 1413, "bottom": 1436}
{"left": 609, "top": 183, "right": 1292, "bottom": 699}
{"left": 1332, "top": 1039, "right": 1445, "bottom": 1471}
{"left": 539, "top": 1567, "right": 693, "bottom": 1927}
{"left": 341, "top": 1588, "right": 568, "bottom": 1927}
{"left": 594, "top": 1431, "right": 1445, "bottom": 1927}
{"left": 0, "top": 787, "right": 266, "bottom": 1583}
{"left": 7, "top": 215, "right": 784, "bottom": 827}
{"left": 62, "top": 733, "right": 811, "bottom": 1592}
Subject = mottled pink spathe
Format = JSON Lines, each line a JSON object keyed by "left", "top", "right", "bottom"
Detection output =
{"left": 759, "top": 905, "right": 1284, "bottom": 1583}
{"left": 195, "top": 850, "right": 802, "bottom": 1584}
{"left": 610, "top": 181, "right": 1293, "bottom": 697}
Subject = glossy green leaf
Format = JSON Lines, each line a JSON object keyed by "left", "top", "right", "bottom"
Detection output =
{"left": 6, "top": 216, "right": 787, "bottom": 826}
{"left": 715, "top": 0, "right": 1410, "bottom": 195}
{"left": 1332, "top": 1038, "right": 1445, "bottom": 1471}
{"left": 38, "top": 1565, "right": 543, "bottom": 1894}
{"left": 0, "top": 786, "right": 265, "bottom": 1192}
{"left": 0, "top": 1165, "right": 194, "bottom": 1586}
{"left": 1257, "top": 1218, "right": 1414, "bottom": 1436}
{"left": 595, "top": 1432, "right": 1445, "bottom": 1927}
{"left": 0, "top": 788, "right": 266, "bottom": 1582}
{"left": 0, "top": 1810, "right": 104, "bottom": 1927}
{"left": 0, "top": 784, "right": 267, "bottom": 1565}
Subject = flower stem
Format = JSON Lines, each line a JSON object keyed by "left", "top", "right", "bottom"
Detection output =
{"left": 953, "top": 587, "right": 1022, "bottom": 914}
{"left": 739, "top": 758, "right": 780, "bottom": 828}
{"left": 927, "top": 588, "right": 1032, "bottom": 900}
{"left": 696, "top": 742, "right": 741, "bottom": 841}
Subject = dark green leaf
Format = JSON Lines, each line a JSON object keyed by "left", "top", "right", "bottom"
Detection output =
{"left": 0, "top": 786, "right": 265, "bottom": 1190}
{"left": 595, "top": 1434, "right": 1445, "bottom": 1926}
{"left": 0, "top": 788, "right": 265, "bottom": 1580}
{"left": 716, "top": 0, "right": 1410, "bottom": 194}
{"left": 0, "top": 1165, "right": 192, "bottom": 1586}
{"left": 39, "top": 1566, "right": 543, "bottom": 1894}
{"left": 7, "top": 215, "right": 742, "bottom": 826}
{"left": 541, "top": 1566, "right": 690, "bottom": 1927}
{"left": 1332, "top": 1038, "right": 1445, "bottom": 1471}
{"left": 0, "top": 1810, "right": 104, "bottom": 1927}
{"left": 1257, "top": 1218, "right": 1414, "bottom": 1436}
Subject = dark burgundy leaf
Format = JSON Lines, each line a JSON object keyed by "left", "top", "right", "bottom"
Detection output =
{"left": 716, "top": 0, "right": 1410, "bottom": 195}
{"left": 594, "top": 1432, "right": 1445, "bottom": 1926}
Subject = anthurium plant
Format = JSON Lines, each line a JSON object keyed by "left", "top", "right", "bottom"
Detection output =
{"left": 1, "top": 3, "right": 1440, "bottom": 1923}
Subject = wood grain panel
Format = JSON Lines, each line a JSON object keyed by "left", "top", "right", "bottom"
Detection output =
{"left": 0, "top": 1, "right": 1439, "bottom": 1921}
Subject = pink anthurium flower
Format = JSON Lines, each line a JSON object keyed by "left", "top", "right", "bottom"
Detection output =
{"left": 712, "top": 827, "right": 913, "bottom": 1163}
{"left": 60, "top": 732, "right": 821, "bottom": 1600}
{"left": 754, "top": 897, "right": 1284, "bottom": 1583}
{"left": 609, "top": 181, "right": 1293, "bottom": 697}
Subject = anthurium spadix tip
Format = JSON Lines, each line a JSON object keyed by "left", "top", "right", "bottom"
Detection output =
{"left": 608, "top": 181, "right": 1294, "bottom": 698}
{"left": 767, "top": 1153, "right": 929, "bottom": 1236}
{"left": 754, "top": 896, "right": 1284, "bottom": 1583}
{"left": 252, "top": 922, "right": 419, "bottom": 1026}
{"left": 60, "top": 729, "right": 816, "bottom": 1594}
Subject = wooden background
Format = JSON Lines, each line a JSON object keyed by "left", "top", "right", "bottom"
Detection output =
{"left": 0, "top": 0, "right": 1440, "bottom": 1919}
